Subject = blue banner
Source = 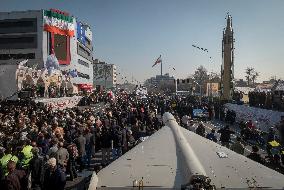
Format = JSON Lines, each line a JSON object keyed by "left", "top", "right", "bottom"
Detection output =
{"left": 77, "top": 22, "right": 86, "bottom": 45}
{"left": 193, "top": 109, "right": 205, "bottom": 117}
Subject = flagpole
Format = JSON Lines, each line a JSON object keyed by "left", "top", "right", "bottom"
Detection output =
{"left": 161, "top": 60, "right": 163, "bottom": 77}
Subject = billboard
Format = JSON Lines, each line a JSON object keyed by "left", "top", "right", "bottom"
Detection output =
{"left": 206, "top": 82, "right": 219, "bottom": 97}
{"left": 77, "top": 22, "right": 86, "bottom": 45}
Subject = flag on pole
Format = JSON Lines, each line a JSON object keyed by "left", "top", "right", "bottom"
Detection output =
{"left": 152, "top": 55, "right": 162, "bottom": 67}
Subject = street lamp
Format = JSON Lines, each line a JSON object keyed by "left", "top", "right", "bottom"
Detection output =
{"left": 208, "top": 71, "right": 213, "bottom": 103}
{"left": 193, "top": 80, "right": 202, "bottom": 105}
{"left": 168, "top": 67, "right": 177, "bottom": 93}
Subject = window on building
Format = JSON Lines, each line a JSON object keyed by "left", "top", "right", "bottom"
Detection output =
{"left": 78, "top": 59, "right": 89, "bottom": 68}
{"left": 77, "top": 72, "right": 90, "bottom": 79}
{"left": 85, "top": 38, "right": 91, "bottom": 46}
{"left": 0, "top": 35, "right": 37, "bottom": 49}
{"left": 78, "top": 45, "right": 90, "bottom": 56}
{"left": 0, "top": 18, "right": 37, "bottom": 34}
{"left": 77, "top": 43, "right": 92, "bottom": 61}
{"left": 0, "top": 53, "right": 35, "bottom": 60}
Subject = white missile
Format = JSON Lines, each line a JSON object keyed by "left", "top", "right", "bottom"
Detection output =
{"left": 89, "top": 112, "right": 284, "bottom": 189}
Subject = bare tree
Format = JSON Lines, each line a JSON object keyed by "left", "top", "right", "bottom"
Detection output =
{"left": 193, "top": 65, "right": 209, "bottom": 84}
{"left": 251, "top": 71, "right": 259, "bottom": 86}
{"left": 209, "top": 72, "right": 221, "bottom": 83}
{"left": 245, "top": 67, "right": 254, "bottom": 86}
{"left": 193, "top": 65, "right": 209, "bottom": 96}
{"left": 245, "top": 67, "right": 259, "bottom": 86}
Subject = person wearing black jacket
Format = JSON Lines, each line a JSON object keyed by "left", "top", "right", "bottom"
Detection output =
{"left": 217, "top": 125, "right": 235, "bottom": 148}
{"left": 66, "top": 144, "right": 77, "bottom": 181}
{"left": 196, "top": 124, "right": 206, "bottom": 137}
{"left": 100, "top": 127, "right": 112, "bottom": 166}
{"left": 247, "top": 146, "right": 265, "bottom": 165}
{"left": 43, "top": 158, "right": 66, "bottom": 190}
{"left": 29, "top": 147, "right": 44, "bottom": 190}
{"left": 111, "top": 126, "right": 123, "bottom": 161}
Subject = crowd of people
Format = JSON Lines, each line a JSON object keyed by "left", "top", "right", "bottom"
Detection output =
{"left": 0, "top": 91, "right": 165, "bottom": 190}
{"left": 232, "top": 90, "right": 284, "bottom": 111}
{"left": 0, "top": 90, "right": 283, "bottom": 189}
{"left": 248, "top": 91, "right": 284, "bottom": 111}
{"left": 179, "top": 107, "right": 284, "bottom": 174}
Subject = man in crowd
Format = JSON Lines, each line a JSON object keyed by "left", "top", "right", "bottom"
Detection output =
{"left": 278, "top": 116, "right": 284, "bottom": 146}
{"left": 181, "top": 114, "right": 191, "bottom": 128}
{"left": 43, "top": 158, "right": 66, "bottom": 190}
{"left": 4, "top": 161, "right": 26, "bottom": 190}
{"left": 48, "top": 138, "right": 58, "bottom": 159}
{"left": 217, "top": 125, "right": 235, "bottom": 148}
{"left": 75, "top": 131, "right": 86, "bottom": 172}
{"left": 84, "top": 128, "right": 95, "bottom": 169}
{"left": 29, "top": 147, "right": 44, "bottom": 190}
{"left": 56, "top": 142, "right": 69, "bottom": 170}
{"left": 206, "top": 129, "right": 217, "bottom": 142}
{"left": 196, "top": 123, "right": 206, "bottom": 137}
{"left": 247, "top": 146, "right": 265, "bottom": 165}
{"left": 231, "top": 137, "right": 245, "bottom": 155}
{"left": 100, "top": 127, "right": 112, "bottom": 166}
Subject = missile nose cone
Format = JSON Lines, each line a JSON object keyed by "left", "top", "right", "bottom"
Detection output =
{"left": 226, "top": 13, "right": 233, "bottom": 30}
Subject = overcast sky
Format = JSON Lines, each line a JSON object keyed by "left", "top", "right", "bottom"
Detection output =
{"left": 1, "top": 0, "right": 284, "bottom": 83}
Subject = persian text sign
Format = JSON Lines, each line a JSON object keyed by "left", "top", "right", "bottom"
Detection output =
{"left": 35, "top": 96, "right": 82, "bottom": 110}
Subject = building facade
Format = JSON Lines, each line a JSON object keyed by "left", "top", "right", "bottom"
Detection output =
{"left": 93, "top": 59, "right": 117, "bottom": 90}
{"left": 0, "top": 9, "right": 94, "bottom": 98}
{"left": 220, "top": 14, "right": 234, "bottom": 101}
{"left": 145, "top": 73, "right": 175, "bottom": 86}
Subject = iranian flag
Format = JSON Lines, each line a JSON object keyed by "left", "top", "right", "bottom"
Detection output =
{"left": 43, "top": 10, "right": 75, "bottom": 36}
{"left": 152, "top": 55, "right": 162, "bottom": 67}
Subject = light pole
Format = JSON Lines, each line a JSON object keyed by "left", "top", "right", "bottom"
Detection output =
{"left": 104, "top": 65, "right": 107, "bottom": 90}
{"left": 193, "top": 80, "right": 202, "bottom": 105}
{"left": 169, "top": 66, "right": 177, "bottom": 94}
{"left": 208, "top": 71, "right": 213, "bottom": 103}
